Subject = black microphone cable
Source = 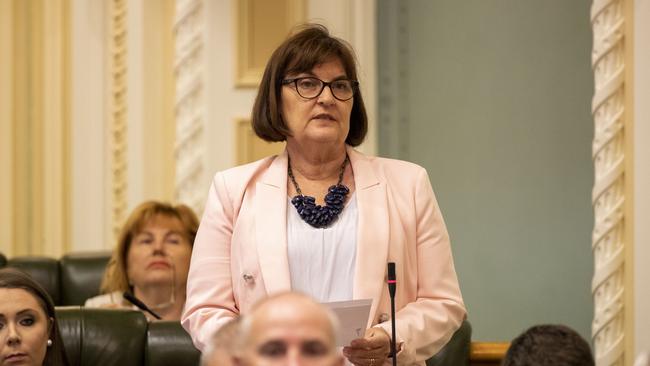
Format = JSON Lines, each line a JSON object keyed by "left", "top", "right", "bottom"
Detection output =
{"left": 123, "top": 291, "right": 162, "bottom": 320}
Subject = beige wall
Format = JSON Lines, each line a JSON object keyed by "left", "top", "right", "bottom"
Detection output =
{"left": 0, "top": 0, "right": 70, "bottom": 257}
{"left": 0, "top": 0, "right": 376, "bottom": 255}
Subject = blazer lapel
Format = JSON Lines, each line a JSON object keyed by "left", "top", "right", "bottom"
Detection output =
{"left": 255, "top": 150, "right": 292, "bottom": 295}
{"left": 348, "top": 146, "right": 389, "bottom": 324}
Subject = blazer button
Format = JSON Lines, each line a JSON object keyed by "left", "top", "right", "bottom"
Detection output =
{"left": 242, "top": 274, "right": 255, "bottom": 284}
{"left": 378, "top": 313, "right": 390, "bottom": 323}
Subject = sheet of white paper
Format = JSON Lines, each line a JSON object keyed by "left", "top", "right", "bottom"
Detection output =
{"left": 322, "top": 299, "right": 373, "bottom": 346}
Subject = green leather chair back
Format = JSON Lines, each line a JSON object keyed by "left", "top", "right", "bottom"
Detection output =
{"left": 57, "top": 307, "right": 149, "bottom": 366}
{"left": 5, "top": 252, "right": 111, "bottom": 306}
{"left": 59, "top": 252, "right": 111, "bottom": 305}
{"left": 0, "top": 252, "right": 6, "bottom": 267}
{"left": 147, "top": 321, "right": 201, "bottom": 366}
{"left": 7, "top": 256, "right": 61, "bottom": 304}
{"left": 426, "top": 320, "right": 472, "bottom": 366}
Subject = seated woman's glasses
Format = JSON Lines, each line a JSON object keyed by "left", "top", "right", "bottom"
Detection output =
{"left": 282, "top": 77, "right": 359, "bottom": 101}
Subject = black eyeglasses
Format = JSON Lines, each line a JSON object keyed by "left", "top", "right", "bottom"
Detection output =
{"left": 281, "top": 77, "right": 359, "bottom": 101}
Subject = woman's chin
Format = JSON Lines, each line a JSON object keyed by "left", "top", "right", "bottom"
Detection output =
{"left": 300, "top": 132, "right": 345, "bottom": 146}
{"left": 137, "top": 276, "right": 173, "bottom": 288}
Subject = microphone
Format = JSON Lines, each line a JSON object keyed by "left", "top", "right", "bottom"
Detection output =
{"left": 387, "top": 262, "right": 397, "bottom": 366}
{"left": 123, "top": 291, "right": 162, "bottom": 320}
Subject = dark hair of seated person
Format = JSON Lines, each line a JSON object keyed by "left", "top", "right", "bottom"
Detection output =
{"left": 0, "top": 268, "right": 70, "bottom": 366}
{"left": 502, "top": 324, "right": 594, "bottom": 366}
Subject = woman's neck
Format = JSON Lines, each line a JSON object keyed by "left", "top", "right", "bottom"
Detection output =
{"left": 286, "top": 142, "right": 347, "bottom": 181}
{"left": 133, "top": 284, "right": 186, "bottom": 321}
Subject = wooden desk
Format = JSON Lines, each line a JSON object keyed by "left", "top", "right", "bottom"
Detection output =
{"left": 470, "top": 342, "right": 510, "bottom": 366}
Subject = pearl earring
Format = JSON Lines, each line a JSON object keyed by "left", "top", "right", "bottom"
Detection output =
{"left": 47, "top": 339, "right": 53, "bottom": 347}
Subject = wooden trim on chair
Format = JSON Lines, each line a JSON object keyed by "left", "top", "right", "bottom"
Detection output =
{"left": 470, "top": 342, "right": 510, "bottom": 366}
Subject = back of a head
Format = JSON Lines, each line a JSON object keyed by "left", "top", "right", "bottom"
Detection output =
{"left": 503, "top": 324, "right": 594, "bottom": 366}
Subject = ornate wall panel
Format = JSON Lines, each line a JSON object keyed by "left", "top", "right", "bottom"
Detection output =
{"left": 235, "top": 119, "right": 285, "bottom": 165}
{"left": 236, "top": 0, "right": 305, "bottom": 87}
{"left": 174, "top": 0, "right": 206, "bottom": 213}
{"left": 2, "top": 0, "right": 70, "bottom": 257}
{"left": 109, "top": 0, "right": 128, "bottom": 239}
{"left": 0, "top": 0, "right": 15, "bottom": 256}
{"left": 590, "top": 0, "right": 627, "bottom": 364}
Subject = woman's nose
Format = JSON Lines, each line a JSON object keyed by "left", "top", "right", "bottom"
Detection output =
{"left": 317, "top": 85, "right": 336, "bottom": 105}
{"left": 5, "top": 324, "right": 21, "bottom": 345}
{"left": 152, "top": 239, "right": 166, "bottom": 254}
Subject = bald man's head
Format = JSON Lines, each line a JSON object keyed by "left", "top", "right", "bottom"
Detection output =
{"left": 234, "top": 292, "right": 343, "bottom": 366}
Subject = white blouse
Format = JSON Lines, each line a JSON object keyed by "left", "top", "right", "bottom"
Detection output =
{"left": 287, "top": 193, "right": 358, "bottom": 303}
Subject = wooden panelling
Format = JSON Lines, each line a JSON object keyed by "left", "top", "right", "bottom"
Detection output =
{"left": 470, "top": 342, "right": 510, "bottom": 366}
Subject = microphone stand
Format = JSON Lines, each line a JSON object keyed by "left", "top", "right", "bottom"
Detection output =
{"left": 387, "top": 262, "right": 397, "bottom": 366}
{"left": 123, "top": 291, "right": 162, "bottom": 320}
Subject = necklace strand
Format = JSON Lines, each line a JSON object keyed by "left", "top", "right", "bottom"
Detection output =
{"left": 288, "top": 155, "right": 350, "bottom": 228}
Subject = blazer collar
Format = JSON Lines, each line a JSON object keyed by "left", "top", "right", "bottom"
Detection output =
{"left": 255, "top": 150, "right": 291, "bottom": 295}
{"left": 347, "top": 146, "right": 389, "bottom": 324}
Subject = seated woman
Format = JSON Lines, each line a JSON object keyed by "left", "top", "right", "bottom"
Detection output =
{"left": 0, "top": 267, "right": 70, "bottom": 366}
{"left": 85, "top": 201, "right": 199, "bottom": 321}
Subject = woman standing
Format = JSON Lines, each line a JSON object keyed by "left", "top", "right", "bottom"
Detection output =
{"left": 182, "top": 24, "right": 466, "bottom": 366}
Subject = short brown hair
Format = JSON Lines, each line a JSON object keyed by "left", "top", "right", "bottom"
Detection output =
{"left": 100, "top": 201, "right": 199, "bottom": 294}
{"left": 252, "top": 23, "right": 368, "bottom": 146}
{"left": 503, "top": 324, "right": 594, "bottom": 366}
{"left": 0, "top": 268, "right": 70, "bottom": 366}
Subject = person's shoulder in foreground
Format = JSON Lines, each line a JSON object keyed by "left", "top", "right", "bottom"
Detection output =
{"left": 503, "top": 324, "right": 594, "bottom": 366}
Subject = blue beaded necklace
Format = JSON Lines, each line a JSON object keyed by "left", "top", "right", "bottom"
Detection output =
{"left": 288, "top": 154, "right": 350, "bottom": 228}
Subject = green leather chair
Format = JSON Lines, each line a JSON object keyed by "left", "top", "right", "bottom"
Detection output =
{"left": 57, "top": 307, "right": 148, "bottom": 366}
{"left": 7, "top": 256, "right": 61, "bottom": 304}
{"left": 8, "top": 253, "right": 470, "bottom": 366}
{"left": 0, "top": 252, "right": 6, "bottom": 267}
{"left": 6, "top": 252, "right": 111, "bottom": 306}
{"left": 59, "top": 252, "right": 111, "bottom": 305}
{"left": 427, "top": 320, "right": 472, "bottom": 366}
{"left": 147, "top": 321, "right": 201, "bottom": 366}
{"left": 56, "top": 307, "right": 201, "bottom": 366}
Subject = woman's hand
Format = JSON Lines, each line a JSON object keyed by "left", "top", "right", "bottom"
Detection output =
{"left": 342, "top": 327, "right": 391, "bottom": 366}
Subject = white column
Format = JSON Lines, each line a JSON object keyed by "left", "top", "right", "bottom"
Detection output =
{"left": 590, "top": 0, "right": 626, "bottom": 365}
{"left": 174, "top": 0, "right": 207, "bottom": 213}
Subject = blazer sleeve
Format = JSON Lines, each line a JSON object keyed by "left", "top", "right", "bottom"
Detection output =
{"left": 377, "top": 167, "right": 467, "bottom": 364}
{"left": 181, "top": 172, "right": 239, "bottom": 350}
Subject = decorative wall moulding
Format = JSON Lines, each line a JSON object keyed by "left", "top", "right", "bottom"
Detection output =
{"left": 590, "top": 0, "right": 627, "bottom": 365}
{"left": 235, "top": 118, "right": 284, "bottom": 165}
{"left": 235, "top": 0, "right": 305, "bottom": 88}
{"left": 174, "top": 0, "right": 205, "bottom": 214}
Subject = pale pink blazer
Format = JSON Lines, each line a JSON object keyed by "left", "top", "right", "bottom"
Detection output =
{"left": 181, "top": 145, "right": 466, "bottom": 365}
